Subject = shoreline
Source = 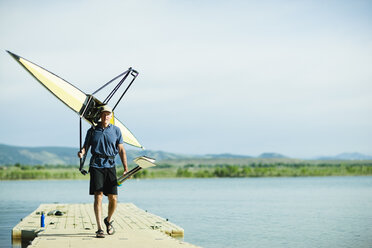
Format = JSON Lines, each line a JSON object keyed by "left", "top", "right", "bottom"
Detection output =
{"left": 1, "top": 162, "right": 372, "bottom": 180}
{"left": 1, "top": 175, "right": 372, "bottom": 182}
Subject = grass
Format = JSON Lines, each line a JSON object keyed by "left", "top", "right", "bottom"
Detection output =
{"left": 1, "top": 160, "right": 372, "bottom": 180}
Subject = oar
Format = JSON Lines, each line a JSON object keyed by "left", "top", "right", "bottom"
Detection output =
{"left": 117, "top": 166, "right": 142, "bottom": 185}
{"left": 117, "top": 156, "right": 156, "bottom": 186}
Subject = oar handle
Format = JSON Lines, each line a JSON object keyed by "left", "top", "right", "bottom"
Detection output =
{"left": 79, "top": 118, "right": 88, "bottom": 175}
{"left": 117, "top": 166, "right": 142, "bottom": 185}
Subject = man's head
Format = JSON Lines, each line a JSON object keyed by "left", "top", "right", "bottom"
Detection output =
{"left": 100, "top": 105, "right": 113, "bottom": 127}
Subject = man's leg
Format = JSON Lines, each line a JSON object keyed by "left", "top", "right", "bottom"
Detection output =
{"left": 94, "top": 192, "right": 104, "bottom": 231}
{"left": 107, "top": 194, "right": 117, "bottom": 222}
{"left": 103, "top": 167, "right": 118, "bottom": 235}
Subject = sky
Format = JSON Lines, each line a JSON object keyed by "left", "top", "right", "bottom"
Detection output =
{"left": 0, "top": 0, "right": 371, "bottom": 158}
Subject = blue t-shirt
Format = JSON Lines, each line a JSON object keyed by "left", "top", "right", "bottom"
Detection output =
{"left": 84, "top": 123, "right": 123, "bottom": 168}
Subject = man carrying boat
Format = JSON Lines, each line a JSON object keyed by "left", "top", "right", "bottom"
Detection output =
{"left": 77, "top": 105, "right": 128, "bottom": 238}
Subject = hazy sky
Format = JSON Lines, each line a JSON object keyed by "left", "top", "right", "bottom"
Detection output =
{"left": 0, "top": 0, "right": 371, "bottom": 158}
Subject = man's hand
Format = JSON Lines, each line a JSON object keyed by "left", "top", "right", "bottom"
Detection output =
{"left": 77, "top": 148, "right": 85, "bottom": 158}
{"left": 122, "top": 170, "right": 132, "bottom": 179}
{"left": 77, "top": 148, "right": 87, "bottom": 175}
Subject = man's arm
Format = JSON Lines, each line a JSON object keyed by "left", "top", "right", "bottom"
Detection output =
{"left": 118, "top": 143, "right": 128, "bottom": 174}
{"left": 77, "top": 144, "right": 91, "bottom": 158}
{"left": 77, "top": 128, "right": 92, "bottom": 158}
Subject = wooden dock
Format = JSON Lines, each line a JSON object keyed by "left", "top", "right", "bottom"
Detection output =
{"left": 12, "top": 203, "right": 200, "bottom": 248}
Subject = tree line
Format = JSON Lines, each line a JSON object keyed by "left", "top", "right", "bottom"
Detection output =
{"left": 1, "top": 162, "right": 372, "bottom": 180}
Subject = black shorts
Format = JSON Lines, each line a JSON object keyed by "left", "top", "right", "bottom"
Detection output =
{"left": 89, "top": 166, "right": 118, "bottom": 196}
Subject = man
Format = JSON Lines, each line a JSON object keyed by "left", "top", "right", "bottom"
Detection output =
{"left": 77, "top": 105, "right": 128, "bottom": 238}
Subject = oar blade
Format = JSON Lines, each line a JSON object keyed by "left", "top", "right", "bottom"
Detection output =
{"left": 134, "top": 156, "right": 156, "bottom": 169}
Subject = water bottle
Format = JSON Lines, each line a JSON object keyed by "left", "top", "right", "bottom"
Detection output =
{"left": 41, "top": 212, "right": 45, "bottom": 227}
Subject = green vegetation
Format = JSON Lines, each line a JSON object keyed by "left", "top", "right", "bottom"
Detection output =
{"left": 0, "top": 163, "right": 86, "bottom": 180}
{"left": 1, "top": 161, "right": 372, "bottom": 180}
{"left": 174, "top": 163, "right": 372, "bottom": 178}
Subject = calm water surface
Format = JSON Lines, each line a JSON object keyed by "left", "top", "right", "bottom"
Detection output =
{"left": 0, "top": 177, "right": 372, "bottom": 248}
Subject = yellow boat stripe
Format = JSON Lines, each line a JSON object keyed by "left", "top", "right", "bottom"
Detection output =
{"left": 19, "top": 57, "right": 86, "bottom": 113}
{"left": 114, "top": 117, "right": 143, "bottom": 148}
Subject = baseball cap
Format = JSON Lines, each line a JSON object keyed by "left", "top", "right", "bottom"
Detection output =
{"left": 100, "top": 105, "right": 112, "bottom": 113}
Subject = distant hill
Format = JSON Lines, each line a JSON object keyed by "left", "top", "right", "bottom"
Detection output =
{"left": 258, "top": 153, "right": 287, "bottom": 158}
{"left": 0, "top": 144, "right": 371, "bottom": 165}
{"left": 315, "top": 152, "right": 372, "bottom": 160}
{"left": 0, "top": 144, "right": 188, "bottom": 166}
{"left": 0, "top": 144, "right": 78, "bottom": 165}
{"left": 0, "top": 144, "right": 261, "bottom": 166}
{"left": 203, "top": 153, "right": 253, "bottom": 159}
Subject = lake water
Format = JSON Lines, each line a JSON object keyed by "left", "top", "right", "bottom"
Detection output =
{"left": 1, "top": 177, "right": 372, "bottom": 248}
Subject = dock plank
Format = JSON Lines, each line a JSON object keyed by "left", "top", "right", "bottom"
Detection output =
{"left": 12, "top": 203, "right": 199, "bottom": 248}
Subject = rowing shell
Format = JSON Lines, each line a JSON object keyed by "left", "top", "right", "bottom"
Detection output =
{"left": 7, "top": 51, "right": 143, "bottom": 149}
